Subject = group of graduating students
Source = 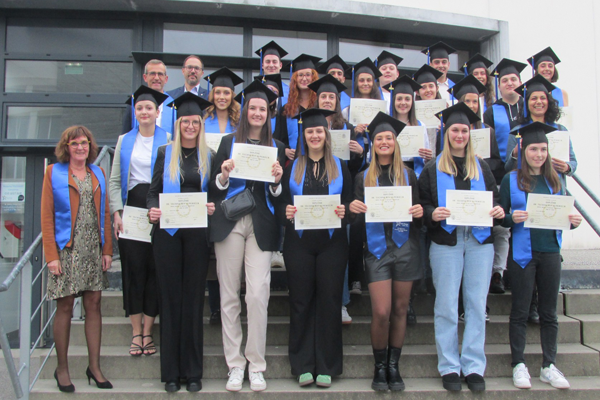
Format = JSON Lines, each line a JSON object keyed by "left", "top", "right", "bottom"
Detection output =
{"left": 104, "top": 38, "right": 581, "bottom": 395}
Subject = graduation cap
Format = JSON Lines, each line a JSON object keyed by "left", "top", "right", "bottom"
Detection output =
{"left": 365, "top": 112, "right": 407, "bottom": 145}
{"left": 375, "top": 50, "right": 403, "bottom": 68}
{"left": 492, "top": 58, "right": 527, "bottom": 99}
{"left": 463, "top": 53, "right": 493, "bottom": 77}
{"left": 254, "top": 74, "right": 283, "bottom": 98}
{"left": 204, "top": 67, "right": 244, "bottom": 93}
{"left": 317, "top": 55, "right": 349, "bottom": 75}
{"left": 255, "top": 41, "right": 288, "bottom": 75}
{"left": 509, "top": 122, "right": 557, "bottom": 169}
{"left": 166, "top": 92, "right": 212, "bottom": 121}
{"left": 234, "top": 80, "right": 278, "bottom": 109}
{"left": 422, "top": 41, "right": 457, "bottom": 64}
{"left": 348, "top": 58, "right": 382, "bottom": 97}
{"left": 527, "top": 47, "right": 561, "bottom": 71}
{"left": 308, "top": 74, "right": 347, "bottom": 96}
{"left": 412, "top": 64, "right": 443, "bottom": 85}
{"left": 292, "top": 108, "right": 337, "bottom": 156}
{"left": 126, "top": 85, "right": 168, "bottom": 106}
{"left": 286, "top": 54, "right": 322, "bottom": 77}
{"left": 513, "top": 74, "right": 556, "bottom": 119}
{"left": 382, "top": 75, "right": 421, "bottom": 115}
{"left": 449, "top": 74, "right": 487, "bottom": 103}
{"left": 436, "top": 102, "right": 480, "bottom": 151}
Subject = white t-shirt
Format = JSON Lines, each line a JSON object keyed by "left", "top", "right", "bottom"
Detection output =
{"left": 128, "top": 133, "right": 154, "bottom": 190}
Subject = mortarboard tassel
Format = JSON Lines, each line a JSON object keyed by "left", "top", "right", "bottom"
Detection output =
{"left": 523, "top": 85, "right": 528, "bottom": 119}
{"left": 241, "top": 92, "right": 245, "bottom": 111}
{"left": 426, "top": 48, "right": 430, "bottom": 64}
{"left": 440, "top": 114, "right": 444, "bottom": 152}
{"left": 389, "top": 86, "right": 394, "bottom": 116}
{"left": 463, "top": 63, "right": 468, "bottom": 77}
{"left": 172, "top": 105, "right": 177, "bottom": 138}
{"left": 494, "top": 71, "right": 499, "bottom": 100}
{"left": 289, "top": 62, "right": 293, "bottom": 84}
{"left": 451, "top": 88, "right": 455, "bottom": 106}
{"left": 516, "top": 131, "right": 522, "bottom": 169}
{"left": 531, "top": 56, "right": 534, "bottom": 78}
{"left": 206, "top": 76, "right": 210, "bottom": 94}
{"left": 351, "top": 66, "right": 355, "bottom": 98}
{"left": 260, "top": 49, "right": 263, "bottom": 76}
{"left": 131, "top": 94, "right": 136, "bottom": 130}
{"left": 299, "top": 118, "right": 305, "bottom": 156}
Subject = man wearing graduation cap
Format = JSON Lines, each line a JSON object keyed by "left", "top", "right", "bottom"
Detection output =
{"left": 167, "top": 55, "right": 209, "bottom": 101}
{"left": 255, "top": 41, "right": 290, "bottom": 105}
{"left": 376, "top": 51, "right": 403, "bottom": 110}
{"left": 317, "top": 55, "right": 351, "bottom": 111}
{"left": 423, "top": 42, "right": 457, "bottom": 102}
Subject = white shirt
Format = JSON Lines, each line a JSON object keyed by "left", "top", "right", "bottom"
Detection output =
{"left": 185, "top": 84, "right": 202, "bottom": 96}
{"left": 381, "top": 90, "right": 391, "bottom": 113}
{"left": 156, "top": 103, "right": 164, "bottom": 128}
{"left": 438, "top": 78, "right": 451, "bottom": 101}
{"left": 128, "top": 133, "right": 154, "bottom": 190}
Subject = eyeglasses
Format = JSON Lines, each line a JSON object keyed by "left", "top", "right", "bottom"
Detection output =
{"left": 180, "top": 120, "right": 200, "bottom": 127}
{"left": 146, "top": 71, "right": 166, "bottom": 78}
{"left": 67, "top": 140, "right": 90, "bottom": 149}
{"left": 184, "top": 65, "right": 203, "bottom": 72}
{"left": 297, "top": 73, "right": 312, "bottom": 79}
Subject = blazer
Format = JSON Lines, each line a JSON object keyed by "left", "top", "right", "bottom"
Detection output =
{"left": 208, "top": 134, "right": 286, "bottom": 251}
{"left": 167, "top": 85, "right": 208, "bottom": 101}
{"left": 41, "top": 164, "right": 113, "bottom": 263}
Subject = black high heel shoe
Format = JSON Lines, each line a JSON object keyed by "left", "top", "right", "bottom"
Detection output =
{"left": 54, "top": 369, "right": 75, "bottom": 393}
{"left": 86, "top": 367, "right": 113, "bottom": 389}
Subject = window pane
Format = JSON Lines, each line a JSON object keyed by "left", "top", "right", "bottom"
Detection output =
{"left": 6, "top": 18, "right": 132, "bottom": 56}
{"left": 6, "top": 106, "right": 125, "bottom": 141}
{"left": 5, "top": 61, "right": 132, "bottom": 94}
{"left": 163, "top": 67, "right": 244, "bottom": 94}
{"left": 163, "top": 23, "right": 243, "bottom": 56}
{"left": 339, "top": 39, "right": 468, "bottom": 72}
{"left": 253, "top": 29, "right": 327, "bottom": 60}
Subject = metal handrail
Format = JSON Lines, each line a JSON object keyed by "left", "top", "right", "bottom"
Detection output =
{"left": 566, "top": 173, "right": 600, "bottom": 237}
{"left": 0, "top": 146, "right": 113, "bottom": 400}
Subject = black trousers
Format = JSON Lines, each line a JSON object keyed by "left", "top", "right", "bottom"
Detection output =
{"left": 120, "top": 184, "right": 159, "bottom": 317}
{"left": 508, "top": 249, "right": 561, "bottom": 368}
{"left": 348, "top": 222, "right": 365, "bottom": 284}
{"left": 153, "top": 226, "right": 209, "bottom": 382}
{"left": 283, "top": 229, "right": 348, "bottom": 376}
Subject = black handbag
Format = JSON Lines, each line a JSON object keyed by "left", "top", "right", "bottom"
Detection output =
{"left": 220, "top": 187, "right": 256, "bottom": 221}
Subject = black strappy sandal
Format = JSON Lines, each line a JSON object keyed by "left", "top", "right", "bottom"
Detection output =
{"left": 129, "top": 334, "right": 143, "bottom": 357}
{"left": 143, "top": 334, "right": 157, "bottom": 356}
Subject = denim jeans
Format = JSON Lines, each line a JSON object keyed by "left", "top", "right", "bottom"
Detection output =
{"left": 430, "top": 226, "right": 494, "bottom": 376}
{"left": 492, "top": 225, "right": 511, "bottom": 273}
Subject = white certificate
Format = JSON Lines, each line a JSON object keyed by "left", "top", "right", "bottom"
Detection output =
{"left": 446, "top": 190, "right": 493, "bottom": 227}
{"left": 330, "top": 129, "right": 350, "bottom": 160}
{"left": 524, "top": 193, "right": 574, "bottom": 230}
{"left": 349, "top": 99, "right": 388, "bottom": 125}
{"left": 119, "top": 206, "right": 152, "bottom": 243}
{"left": 229, "top": 143, "right": 278, "bottom": 183}
{"left": 159, "top": 192, "right": 208, "bottom": 229}
{"left": 547, "top": 131, "right": 570, "bottom": 162}
{"left": 294, "top": 195, "right": 341, "bottom": 231}
{"left": 204, "top": 133, "right": 228, "bottom": 152}
{"left": 397, "top": 126, "right": 427, "bottom": 158}
{"left": 470, "top": 128, "right": 491, "bottom": 159}
{"left": 364, "top": 186, "right": 412, "bottom": 223}
{"left": 414, "top": 99, "right": 447, "bottom": 127}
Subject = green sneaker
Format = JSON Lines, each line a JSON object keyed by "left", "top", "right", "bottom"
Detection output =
{"left": 298, "top": 372, "right": 314, "bottom": 387}
{"left": 316, "top": 375, "right": 331, "bottom": 388}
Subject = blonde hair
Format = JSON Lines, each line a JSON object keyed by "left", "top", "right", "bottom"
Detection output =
{"left": 293, "top": 126, "right": 339, "bottom": 184}
{"left": 437, "top": 125, "right": 480, "bottom": 181}
{"left": 365, "top": 134, "right": 407, "bottom": 187}
{"left": 168, "top": 115, "right": 210, "bottom": 184}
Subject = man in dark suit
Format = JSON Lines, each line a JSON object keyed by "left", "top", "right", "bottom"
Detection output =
{"left": 166, "top": 55, "right": 209, "bottom": 100}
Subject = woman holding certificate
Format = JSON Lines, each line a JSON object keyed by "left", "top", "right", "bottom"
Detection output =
{"left": 209, "top": 81, "right": 286, "bottom": 392}
{"left": 146, "top": 92, "right": 214, "bottom": 393}
{"left": 349, "top": 112, "right": 423, "bottom": 391}
{"left": 418, "top": 103, "right": 505, "bottom": 392}
{"left": 499, "top": 122, "right": 581, "bottom": 389}
{"left": 280, "top": 108, "right": 353, "bottom": 388}
{"left": 342, "top": 58, "right": 382, "bottom": 137}
{"left": 282, "top": 54, "right": 321, "bottom": 161}
{"left": 203, "top": 67, "right": 243, "bottom": 134}
{"left": 109, "top": 86, "right": 168, "bottom": 357}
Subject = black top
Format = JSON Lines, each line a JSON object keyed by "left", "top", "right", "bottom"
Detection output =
{"left": 418, "top": 156, "right": 501, "bottom": 246}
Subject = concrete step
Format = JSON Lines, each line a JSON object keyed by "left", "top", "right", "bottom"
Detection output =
{"left": 569, "top": 315, "right": 600, "bottom": 344}
{"left": 98, "top": 291, "right": 565, "bottom": 318}
{"left": 38, "top": 343, "right": 600, "bottom": 380}
{"left": 564, "top": 290, "right": 600, "bottom": 314}
{"left": 68, "top": 315, "right": 583, "bottom": 347}
{"left": 31, "top": 376, "right": 600, "bottom": 399}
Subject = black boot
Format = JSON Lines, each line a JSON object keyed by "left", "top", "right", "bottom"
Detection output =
{"left": 387, "top": 347, "right": 405, "bottom": 391}
{"left": 371, "top": 348, "right": 389, "bottom": 391}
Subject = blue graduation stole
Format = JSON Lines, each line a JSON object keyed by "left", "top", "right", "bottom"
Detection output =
{"left": 281, "top": 82, "right": 290, "bottom": 108}
{"left": 204, "top": 115, "right": 233, "bottom": 134}
{"left": 289, "top": 156, "right": 343, "bottom": 238}
{"left": 52, "top": 163, "right": 106, "bottom": 249}
{"left": 435, "top": 155, "right": 490, "bottom": 243}
{"left": 552, "top": 87, "right": 564, "bottom": 108}
{"left": 492, "top": 103, "right": 511, "bottom": 162}
{"left": 119, "top": 126, "right": 168, "bottom": 206}
{"left": 160, "top": 95, "right": 175, "bottom": 134}
{"left": 162, "top": 144, "right": 210, "bottom": 236}
{"left": 365, "top": 168, "right": 410, "bottom": 259}
{"left": 509, "top": 171, "right": 562, "bottom": 268}
{"left": 340, "top": 91, "right": 351, "bottom": 111}
{"left": 412, "top": 120, "right": 426, "bottom": 177}
{"left": 224, "top": 137, "right": 276, "bottom": 215}
{"left": 447, "top": 78, "right": 456, "bottom": 101}
{"left": 286, "top": 116, "right": 299, "bottom": 150}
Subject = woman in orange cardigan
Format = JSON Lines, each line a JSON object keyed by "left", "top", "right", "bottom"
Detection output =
{"left": 41, "top": 126, "right": 113, "bottom": 393}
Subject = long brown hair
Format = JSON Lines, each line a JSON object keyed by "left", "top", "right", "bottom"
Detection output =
{"left": 353, "top": 74, "right": 381, "bottom": 99}
{"left": 204, "top": 87, "right": 241, "bottom": 127}
{"left": 392, "top": 92, "right": 419, "bottom": 126}
{"left": 364, "top": 133, "right": 407, "bottom": 187}
{"left": 480, "top": 69, "right": 496, "bottom": 108}
{"left": 55, "top": 125, "right": 99, "bottom": 164}
{"left": 283, "top": 70, "right": 318, "bottom": 117}
{"left": 316, "top": 94, "right": 346, "bottom": 129}
{"left": 293, "top": 126, "right": 339, "bottom": 184}
{"left": 234, "top": 99, "right": 273, "bottom": 146}
{"left": 516, "top": 143, "right": 561, "bottom": 194}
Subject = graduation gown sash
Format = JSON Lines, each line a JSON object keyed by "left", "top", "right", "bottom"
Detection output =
{"left": 492, "top": 103, "right": 511, "bottom": 162}
{"left": 204, "top": 115, "right": 234, "bottom": 134}
{"left": 552, "top": 87, "right": 564, "bottom": 108}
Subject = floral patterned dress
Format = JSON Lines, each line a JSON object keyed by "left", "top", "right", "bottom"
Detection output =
{"left": 48, "top": 172, "right": 108, "bottom": 300}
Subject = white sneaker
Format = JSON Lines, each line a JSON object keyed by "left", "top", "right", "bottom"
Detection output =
{"left": 540, "top": 364, "right": 570, "bottom": 389}
{"left": 349, "top": 281, "right": 362, "bottom": 295}
{"left": 512, "top": 363, "right": 532, "bottom": 389}
{"left": 342, "top": 305, "right": 352, "bottom": 324}
{"left": 249, "top": 371, "right": 267, "bottom": 391}
{"left": 226, "top": 367, "right": 244, "bottom": 392}
{"left": 271, "top": 251, "right": 285, "bottom": 269}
